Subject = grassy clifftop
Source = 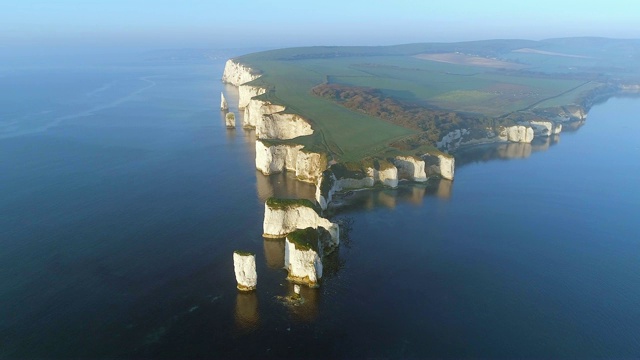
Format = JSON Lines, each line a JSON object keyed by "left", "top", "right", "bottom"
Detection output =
{"left": 234, "top": 38, "right": 640, "bottom": 161}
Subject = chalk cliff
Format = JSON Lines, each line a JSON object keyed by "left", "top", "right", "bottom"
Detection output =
{"left": 244, "top": 99, "right": 285, "bottom": 128}
{"left": 222, "top": 59, "right": 260, "bottom": 86}
{"left": 233, "top": 251, "right": 257, "bottom": 291}
{"left": 366, "top": 160, "right": 399, "bottom": 187}
{"left": 255, "top": 140, "right": 326, "bottom": 183}
{"left": 238, "top": 85, "right": 266, "bottom": 109}
{"left": 530, "top": 121, "right": 562, "bottom": 137}
{"left": 263, "top": 198, "right": 339, "bottom": 247}
{"left": 498, "top": 125, "right": 534, "bottom": 143}
{"left": 284, "top": 229, "right": 323, "bottom": 287}
{"left": 423, "top": 153, "right": 455, "bottom": 180}
{"left": 257, "top": 113, "right": 314, "bottom": 140}
{"left": 393, "top": 156, "right": 427, "bottom": 182}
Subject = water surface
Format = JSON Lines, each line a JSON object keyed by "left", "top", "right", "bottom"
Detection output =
{"left": 1, "top": 54, "right": 639, "bottom": 358}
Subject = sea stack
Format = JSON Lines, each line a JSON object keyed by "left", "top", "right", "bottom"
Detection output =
{"left": 284, "top": 228, "right": 323, "bottom": 287}
{"left": 225, "top": 112, "right": 236, "bottom": 128}
{"left": 220, "top": 92, "right": 228, "bottom": 111}
{"left": 233, "top": 251, "right": 257, "bottom": 291}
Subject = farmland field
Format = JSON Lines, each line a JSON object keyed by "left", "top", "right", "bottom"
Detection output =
{"left": 235, "top": 39, "right": 640, "bottom": 161}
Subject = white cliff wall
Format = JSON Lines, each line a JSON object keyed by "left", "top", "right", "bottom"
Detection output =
{"left": 284, "top": 237, "right": 322, "bottom": 286}
{"left": 423, "top": 154, "right": 455, "bottom": 180}
{"left": 257, "top": 113, "right": 314, "bottom": 140}
{"left": 393, "top": 156, "right": 427, "bottom": 182}
{"left": 255, "top": 140, "right": 325, "bottom": 184}
{"left": 263, "top": 203, "right": 339, "bottom": 246}
{"left": 238, "top": 85, "right": 266, "bottom": 109}
{"left": 530, "top": 121, "right": 562, "bottom": 137}
{"left": 244, "top": 99, "right": 285, "bottom": 128}
{"left": 222, "top": 60, "right": 260, "bottom": 86}
{"left": 499, "top": 125, "right": 534, "bottom": 143}
{"left": 367, "top": 166, "right": 399, "bottom": 188}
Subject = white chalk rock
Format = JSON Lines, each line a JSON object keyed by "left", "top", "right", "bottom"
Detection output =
{"left": 530, "top": 121, "right": 562, "bottom": 137}
{"left": 220, "top": 92, "right": 228, "bottom": 111}
{"left": 366, "top": 161, "right": 399, "bottom": 188}
{"left": 244, "top": 99, "right": 285, "bottom": 128}
{"left": 423, "top": 153, "right": 455, "bottom": 180}
{"left": 222, "top": 60, "right": 260, "bottom": 86}
{"left": 394, "top": 156, "right": 427, "bottom": 182}
{"left": 238, "top": 85, "right": 266, "bottom": 109}
{"left": 257, "top": 113, "right": 314, "bottom": 140}
{"left": 255, "top": 140, "right": 326, "bottom": 184}
{"left": 499, "top": 125, "right": 534, "bottom": 143}
{"left": 263, "top": 199, "right": 339, "bottom": 247}
{"left": 284, "top": 230, "right": 323, "bottom": 287}
{"left": 315, "top": 172, "right": 337, "bottom": 211}
{"left": 233, "top": 251, "right": 257, "bottom": 291}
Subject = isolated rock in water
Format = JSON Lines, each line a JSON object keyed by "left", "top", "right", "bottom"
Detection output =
{"left": 233, "top": 251, "right": 257, "bottom": 291}
{"left": 225, "top": 112, "right": 236, "bottom": 128}
{"left": 285, "top": 228, "right": 323, "bottom": 287}
{"left": 220, "top": 92, "right": 228, "bottom": 111}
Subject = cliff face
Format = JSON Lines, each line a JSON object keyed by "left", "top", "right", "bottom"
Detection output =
{"left": 233, "top": 252, "right": 257, "bottom": 291}
{"left": 222, "top": 59, "right": 260, "bottom": 86}
{"left": 220, "top": 92, "right": 228, "bottom": 111}
{"left": 263, "top": 202, "right": 339, "bottom": 246}
{"left": 423, "top": 153, "right": 455, "bottom": 181}
{"left": 530, "top": 121, "right": 562, "bottom": 137}
{"left": 367, "top": 166, "right": 399, "bottom": 188}
{"left": 239, "top": 85, "right": 266, "bottom": 109}
{"left": 498, "top": 125, "right": 534, "bottom": 143}
{"left": 284, "top": 236, "right": 323, "bottom": 286}
{"left": 257, "top": 113, "right": 314, "bottom": 140}
{"left": 394, "top": 156, "right": 427, "bottom": 182}
{"left": 244, "top": 99, "right": 285, "bottom": 128}
{"left": 255, "top": 140, "right": 326, "bottom": 184}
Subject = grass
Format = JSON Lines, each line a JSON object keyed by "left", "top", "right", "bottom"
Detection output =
{"left": 233, "top": 250, "right": 255, "bottom": 256}
{"left": 266, "top": 197, "right": 320, "bottom": 214}
{"left": 287, "top": 227, "right": 319, "bottom": 252}
{"left": 234, "top": 39, "right": 640, "bottom": 161}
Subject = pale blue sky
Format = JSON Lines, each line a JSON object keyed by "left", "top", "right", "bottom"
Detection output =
{"left": 2, "top": 0, "right": 638, "bottom": 49}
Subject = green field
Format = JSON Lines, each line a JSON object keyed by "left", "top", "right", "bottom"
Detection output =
{"left": 236, "top": 38, "right": 640, "bottom": 161}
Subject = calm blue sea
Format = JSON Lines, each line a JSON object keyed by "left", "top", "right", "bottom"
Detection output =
{"left": 1, "top": 52, "right": 639, "bottom": 358}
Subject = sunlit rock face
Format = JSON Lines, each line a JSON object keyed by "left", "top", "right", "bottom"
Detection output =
{"left": 366, "top": 161, "right": 399, "bottom": 188}
{"left": 530, "top": 120, "right": 562, "bottom": 136}
{"left": 423, "top": 153, "right": 455, "bottom": 180}
{"left": 499, "top": 125, "right": 534, "bottom": 143}
{"left": 257, "top": 113, "right": 314, "bottom": 140}
{"left": 243, "top": 99, "right": 285, "bottom": 129}
{"left": 222, "top": 59, "right": 260, "bottom": 86}
{"left": 255, "top": 140, "right": 326, "bottom": 184}
{"left": 238, "top": 85, "right": 266, "bottom": 109}
{"left": 315, "top": 171, "right": 336, "bottom": 211}
{"left": 233, "top": 252, "right": 257, "bottom": 291}
{"left": 394, "top": 156, "right": 427, "bottom": 182}
{"left": 284, "top": 231, "right": 323, "bottom": 287}
{"left": 263, "top": 200, "right": 339, "bottom": 247}
{"left": 220, "top": 92, "right": 228, "bottom": 111}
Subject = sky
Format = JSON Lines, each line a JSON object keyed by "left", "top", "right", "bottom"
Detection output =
{"left": 2, "top": 0, "right": 639, "bottom": 51}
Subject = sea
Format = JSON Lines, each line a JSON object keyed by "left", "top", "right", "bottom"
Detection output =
{"left": 1, "top": 49, "right": 639, "bottom": 358}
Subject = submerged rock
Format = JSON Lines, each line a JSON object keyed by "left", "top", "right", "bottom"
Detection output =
{"left": 233, "top": 251, "right": 257, "bottom": 291}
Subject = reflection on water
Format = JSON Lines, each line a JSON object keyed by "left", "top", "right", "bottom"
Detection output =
{"left": 234, "top": 291, "right": 260, "bottom": 332}
{"left": 329, "top": 179, "right": 452, "bottom": 214}
{"left": 263, "top": 238, "right": 285, "bottom": 269}
{"left": 255, "top": 170, "right": 317, "bottom": 202}
{"left": 455, "top": 135, "right": 560, "bottom": 167}
{"left": 561, "top": 119, "right": 586, "bottom": 132}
